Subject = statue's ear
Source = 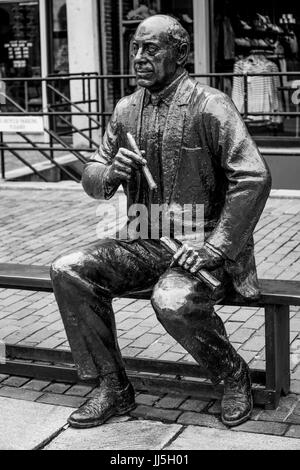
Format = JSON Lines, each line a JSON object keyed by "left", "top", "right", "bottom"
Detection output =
{"left": 176, "top": 43, "right": 189, "bottom": 66}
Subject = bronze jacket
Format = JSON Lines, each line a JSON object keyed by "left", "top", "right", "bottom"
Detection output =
{"left": 83, "top": 74, "right": 272, "bottom": 299}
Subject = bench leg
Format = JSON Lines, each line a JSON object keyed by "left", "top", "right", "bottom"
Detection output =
{"left": 265, "top": 305, "right": 290, "bottom": 409}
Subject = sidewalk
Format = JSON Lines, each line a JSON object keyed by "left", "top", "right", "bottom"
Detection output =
{"left": 0, "top": 394, "right": 299, "bottom": 450}
{"left": 1, "top": 183, "right": 300, "bottom": 446}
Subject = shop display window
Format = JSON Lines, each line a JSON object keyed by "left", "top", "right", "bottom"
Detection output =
{"left": 213, "top": 0, "right": 300, "bottom": 143}
{"left": 0, "top": 0, "right": 41, "bottom": 110}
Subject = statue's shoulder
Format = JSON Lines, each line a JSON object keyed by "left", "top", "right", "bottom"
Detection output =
{"left": 192, "top": 81, "right": 229, "bottom": 103}
{"left": 190, "top": 81, "right": 235, "bottom": 118}
{"left": 114, "top": 88, "right": 144, "bottom": 116}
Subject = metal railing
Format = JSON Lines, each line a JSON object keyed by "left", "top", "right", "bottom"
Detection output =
{"left": 0, "top": 73, "right": 102, "bottom": 182}
{"left": 0, "top": 71, "right": 300, "bottom": 182}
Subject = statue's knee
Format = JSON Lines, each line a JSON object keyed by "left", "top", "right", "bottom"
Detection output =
{"left": 151, "top": 281, "right": 188, "bottom": 322}
{"left": 151, "top": 275, "right": 211, "bottom": 323}
{"left": 50, "top": 251, "right": 85, "bottom": 282}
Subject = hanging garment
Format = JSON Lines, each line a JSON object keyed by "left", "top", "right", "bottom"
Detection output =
{"left": 232, "top": 54, "right": 283, "bottom": 125}
{"left": 215, "top": 15, "right": 236, "bottom": 63}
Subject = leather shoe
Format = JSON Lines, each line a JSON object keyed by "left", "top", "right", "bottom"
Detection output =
{"left": 68, "top": 380, "right": 136, "bottom": 429}
{"left": 221, "top": 361, "right": 253, "bottom": 427}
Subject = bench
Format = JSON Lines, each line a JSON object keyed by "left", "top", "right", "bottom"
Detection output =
{"left": 0, "top": 263, "right": 299, "bottom": 409}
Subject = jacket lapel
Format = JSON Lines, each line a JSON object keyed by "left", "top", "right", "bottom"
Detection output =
{"left": 128, "top": 88, "right": 145, "bottom": 200}
{"left": 129, "top": 88, "right": 145, "bottom": 148}
{"left": 162, "top": 76, "right": 197, "bottom": 204}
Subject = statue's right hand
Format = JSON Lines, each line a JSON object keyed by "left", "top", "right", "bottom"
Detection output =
{"left": 106, "top": 148, "right": 147, "bottom": 185}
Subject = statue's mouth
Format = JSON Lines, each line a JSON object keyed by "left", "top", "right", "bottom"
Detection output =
{"left": 136, "top": 70, "right": 153, "bottom": 78}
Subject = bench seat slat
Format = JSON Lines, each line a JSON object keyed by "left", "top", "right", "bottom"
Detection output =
{"left": 0, "top": 264, "right": 52, "bottom": 291}
{"left": 0, "top": 264, "right": 299, "bottom": 306}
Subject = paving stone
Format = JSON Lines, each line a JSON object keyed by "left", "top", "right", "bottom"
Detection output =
{"left": 258, "top": 396, "right": 298, "bottom": 422}
{"left": 179, "top": 399, "right": 209, "bottom": 413}
{"left": 46, "top": 420, "right": 181, "bottom": 450}
{"left": 137, "top": 342, "right": 171, "bottom": 359}
{"left": 155, "top": 395, "right": 186, "bottom": 410}
{"left": 22, "top": 379, "right": 51, "bottom": 392}
{"left": 42, "top": 383, "right": 72, "bottom": 394}
{"left": 144, "top": 407, "right": 182, "bottom": 423}
{"left": 243, "top": 335, "right": 265, "bottom": 352}
{"left": 177, "top": 412, "right": 227, "bottom": 430}
{"left": 130, "top": 333, "right": 161, "bottom": 349}
{"left": 224, "top": 322, "right": 243, "bottom": 335}
{"left": 207, "top": 401, "right": 222, "bottom": 415}
{"left": 2, "top": 376, "right": 30, "bottom": 388}
{"left": 166, "top": 425, "right": 300, "bottom": 450}
{"left": 159, "top": 352, "right": 185, "bottom": 362}
{"left": 230, "top": 328, "right": 255, "bottom": 344}
{"left": 0, "top": 386, "right": 43, "bottom": 402}
{"left": 64, "top": 384, "right": 94, "bottom": 397}
{"left": 285, "top": 425, "right": 300, "bottom": 439}
{"left": 285, "top": 414, "right": 300, "bottom": 425}
{"left": 290, "top": 380, "right": 300, "bottom": 394}
{"left": 233, "top": 420, "right": 288, "bottom": 436}
{"left": 86, "top": 388, "right": 100, "bottom": 398}
{"left": 135, "top": 393, "right": 161, "bottom": 406}
{"left": 291, "top": 367, "right": 300, "bottom": 381}
{"left": 293, "top": 402, "right": 300, "bottom": 416}
{"left": 130, "top": 405, "right": 153, "bottom": 419}
{"left": 36, "top": 393, "right": 86, "bottom": 408}
{"left": 0, "top": 397, "right": 71, "bottom": 450}
{"left": 231, "top": 309, "right": 256, "bottom": 322}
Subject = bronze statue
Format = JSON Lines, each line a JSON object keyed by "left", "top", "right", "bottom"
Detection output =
{"left": 51, "top": 15, "right": 272, "bottom": 428}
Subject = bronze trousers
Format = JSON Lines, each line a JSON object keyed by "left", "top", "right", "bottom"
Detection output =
{"left": 51, "top": 238, "right": 243, "bottom": 384}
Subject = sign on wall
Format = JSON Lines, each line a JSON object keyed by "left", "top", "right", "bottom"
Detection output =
{"left": 0, "top": 116, "right": 44, "bottom": 133}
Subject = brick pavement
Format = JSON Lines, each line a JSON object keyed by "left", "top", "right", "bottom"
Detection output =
{"left": 0, "top": 373, "right": 299, "bottom": 439}
{"left": 0, "top": 186, "right": 300, "bottom": 395}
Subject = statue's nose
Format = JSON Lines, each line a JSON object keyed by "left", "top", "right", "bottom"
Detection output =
{"left": 134, "top": 47, "right": 147, "bottom": 64}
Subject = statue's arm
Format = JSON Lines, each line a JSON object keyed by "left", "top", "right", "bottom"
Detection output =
{"left": 203, "top": 93, "right": 272, "bottom": 262}
{"left": 82, "top": 108, "right": 120, "bottom": 200}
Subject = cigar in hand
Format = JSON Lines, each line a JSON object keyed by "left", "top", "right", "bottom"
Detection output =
{"left": 127, "top": 132, "right": 157, "bottom": 191}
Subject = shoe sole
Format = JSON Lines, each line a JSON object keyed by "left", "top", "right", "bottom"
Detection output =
{"left": 221, "top": 397, "right": 253, "bottom": 428}
{"left": 67, "top": 402, "right": 137, "bottom": 429}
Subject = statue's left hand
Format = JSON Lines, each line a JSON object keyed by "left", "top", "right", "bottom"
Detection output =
{"left": 172, "top": 244, "right": 224, "bottom": 274}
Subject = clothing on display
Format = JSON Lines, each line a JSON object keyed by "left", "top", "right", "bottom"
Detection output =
{"left": 215, "top": 14, "right": 236, "bottom": 62}
{"left": 232, "top": 54, "right": 283, "bottom": 125}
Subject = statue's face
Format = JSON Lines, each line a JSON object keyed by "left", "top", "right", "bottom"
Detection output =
{"left": 132, "top": 19, "right": 179, "bottom": 92}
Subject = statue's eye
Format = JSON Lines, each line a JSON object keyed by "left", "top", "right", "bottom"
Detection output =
{"left": 146, "top": 45, "right": 159, "bottom": 55}
{"left": 132, "top": 44, "right": 139, "bottom": 56}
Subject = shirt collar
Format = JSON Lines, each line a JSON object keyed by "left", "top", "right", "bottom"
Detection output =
{"left": 144, "top": 71, "right": 187, "bottom": 107}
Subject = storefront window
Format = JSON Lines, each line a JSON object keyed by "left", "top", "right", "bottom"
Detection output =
{"left": 0, "top": 0, "right": 41, "bottom": 110}
{"left": 213, "top": 0, "right": 300, "bottom": 143}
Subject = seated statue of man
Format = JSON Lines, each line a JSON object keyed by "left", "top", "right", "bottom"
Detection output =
{"left": 51, "top": 15, "right": 272, "bottom": 429}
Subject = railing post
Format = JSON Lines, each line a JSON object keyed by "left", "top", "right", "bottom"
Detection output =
{"left": 24, "top": 80, "right": 29, "bottom": 112}
{"left": 0, "top": 131, "right": 5, "bottom": 180}
{"left": 243, "top": 72, "right": 249, "bottom": 120}
{"left": 88, "top": 75, "right": 92, "bottom": 146}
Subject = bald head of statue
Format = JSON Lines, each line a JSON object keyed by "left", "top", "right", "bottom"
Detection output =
{"left": 132, "top": 15, "right": 190, "bottom": 92}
